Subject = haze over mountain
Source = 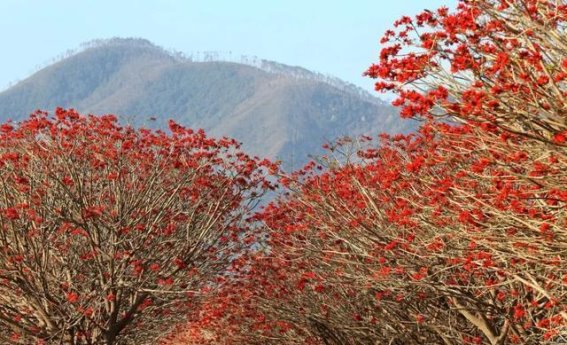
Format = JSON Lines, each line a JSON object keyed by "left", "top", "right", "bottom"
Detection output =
{"left": 0, "top": 38, "right": 414, "bottom": 169}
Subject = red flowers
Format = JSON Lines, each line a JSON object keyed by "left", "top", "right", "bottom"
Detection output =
{"left": 553, "top": 131, "right": 567, "bottom": 144}
{"left": 2, "top": 207, "right": 19, "bottom": 220}
{"left": 82, "top": 206, "right": 104, "bottom": 219}
{"left": 66, "top": 292, "right": 79, "bottom": 304}
{"left": 513, "top": 304, "right": 526, "bottom": 320}
{"left": 365, "top": 0, "right": 567, "bottom": 146}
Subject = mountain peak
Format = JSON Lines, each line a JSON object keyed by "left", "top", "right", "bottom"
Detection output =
{"left": 79, "top": 37, "right": 169, "bottom": 54}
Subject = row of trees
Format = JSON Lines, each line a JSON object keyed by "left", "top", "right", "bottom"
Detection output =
{"left": 0, "top": 0, "right": 565, "bottom": 344}
{"left": 165, "top": 0, "right": 565, "bottom": 344}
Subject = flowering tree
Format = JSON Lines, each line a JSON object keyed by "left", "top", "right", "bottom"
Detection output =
{"left": 0, "top": 109, "right": 275, "bottom": 345}
{"left": 362, "top": 0, "right": 567, "bottom": 341}
{"left": 173, "top": 125, "right": 565, "bottom": 345}
{"left": 365, "top": 0, "right": 567, "bottom": 144}
{"left": 168, "top": 1, "right": 566, "bottom": 344}
{"left": 252, "top": 124, "right": 566, "bottom": 344}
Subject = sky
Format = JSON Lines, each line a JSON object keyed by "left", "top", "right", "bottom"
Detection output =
{"left": 0, "top": 0, "right": 456, "bottom": 94}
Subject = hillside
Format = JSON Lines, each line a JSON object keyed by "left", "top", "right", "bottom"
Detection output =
{"left": 0, "top": 38, "right": 414, "bottom": 169}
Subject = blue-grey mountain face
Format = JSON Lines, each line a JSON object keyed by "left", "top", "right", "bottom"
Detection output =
{"left": 0, "top": 38, "right": 414, "bottom": 169}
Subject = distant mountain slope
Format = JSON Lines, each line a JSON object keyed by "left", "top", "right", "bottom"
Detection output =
{"left": 0, "top": 38, "right": 414, "bottom": 169}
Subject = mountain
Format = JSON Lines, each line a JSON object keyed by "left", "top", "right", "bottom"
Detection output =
{"left": 0, "top": 38, "right": 414, "bottom": 169}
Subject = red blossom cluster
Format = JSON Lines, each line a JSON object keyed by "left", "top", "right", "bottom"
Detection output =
{"left": 366, "top": 0, "right": 567, "bottom": 145}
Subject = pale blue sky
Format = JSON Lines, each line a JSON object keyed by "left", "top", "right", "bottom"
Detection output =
{"left": 0, "top": 0, "right": 455, "bottom": 93}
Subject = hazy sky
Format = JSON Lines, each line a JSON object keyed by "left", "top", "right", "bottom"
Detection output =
{"left": 0, "top": 0, "right": 455, "bottom": 93}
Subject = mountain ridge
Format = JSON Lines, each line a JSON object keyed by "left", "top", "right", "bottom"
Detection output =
{"left": 0, "top": 37, "right": 414, "bottom": 169}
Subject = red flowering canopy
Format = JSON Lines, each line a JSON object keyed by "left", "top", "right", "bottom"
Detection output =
{"left": 366, "top": 0, "right": 567, "bottom": 145}
{"left": 165, "top": 1, "right": 567, "bottom": 344}
{"left": 0, "top": 109, "right": 275, "bottom": 345}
